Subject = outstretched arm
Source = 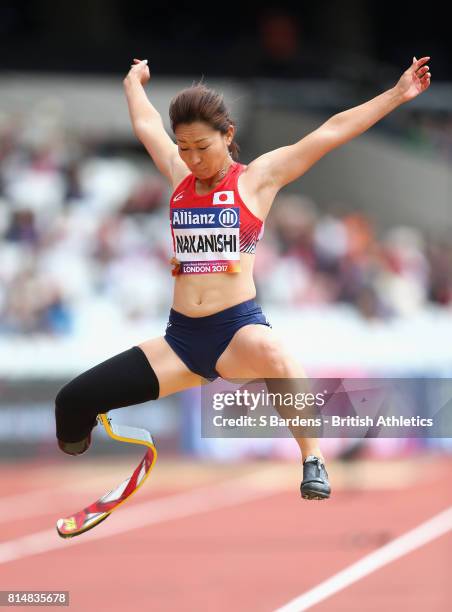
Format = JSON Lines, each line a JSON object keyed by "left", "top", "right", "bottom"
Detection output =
{"left": 123, "top": 59, "right": 186, "bottom": 185}
{"left": 321, "top": 55, "right": 431, "bottom": 143}
{"left": 251, "top": 56, "right": 431, "bottom": 191}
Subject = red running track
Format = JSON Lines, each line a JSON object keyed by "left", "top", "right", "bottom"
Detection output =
{"left": 0, "top": 456, "right": 451, "bottom": 611}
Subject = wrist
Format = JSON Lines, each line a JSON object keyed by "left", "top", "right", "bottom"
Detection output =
{"left": 123, "top": 73, "right": 142, "bottom": 87}
{"left": 388, "top": 86, "right": 406, "bottom": 107}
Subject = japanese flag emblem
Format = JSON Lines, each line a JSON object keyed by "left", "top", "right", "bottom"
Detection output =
{"left": 213, "top": 190, "right": 234, "bottom": 205}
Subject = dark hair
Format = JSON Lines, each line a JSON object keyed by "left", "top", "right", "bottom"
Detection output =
{"left": 169, "top": 82, "right": 240, "bottom": 161}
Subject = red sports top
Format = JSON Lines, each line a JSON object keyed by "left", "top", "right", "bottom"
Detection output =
{"left": 169, "top": 161, "right": 264, "bottom": 276}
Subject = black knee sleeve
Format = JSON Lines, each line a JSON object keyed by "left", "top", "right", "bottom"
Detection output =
{"left": 55, "top": 346, "right": 159, "bottom": 443}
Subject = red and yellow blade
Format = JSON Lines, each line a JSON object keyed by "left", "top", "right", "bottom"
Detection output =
{"left": 56, "top": 413, "right": 157, "bottom": 538}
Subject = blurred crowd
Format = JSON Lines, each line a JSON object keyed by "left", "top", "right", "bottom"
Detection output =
{"left": 256, "top": 196, "right": 452, "bottom": 320}
{"left": 1, "top": 116, "right": 452, "bottom": 337}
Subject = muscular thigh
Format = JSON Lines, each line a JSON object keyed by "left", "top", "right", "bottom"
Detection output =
{"left": 137, "top": 336, "right": 208, "bottom": 398}
{"left": 216, "top": 324, "right": 303, "bottom": 379}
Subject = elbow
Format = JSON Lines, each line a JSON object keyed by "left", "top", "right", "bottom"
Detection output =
{"left": 324, "top": 113, "right": 344, "bottom": 132}
{"left": 132, "top": 118, "right": 159, "bottom": 143}
{"left": 132, "top": 121, "right": 146, "bottom": 142}
{"left": 315, "top": 122, "right": 346, "bottom": 150}
{"left": 133, "top": 118, "right": 149, "bottom": 136}
{"left": 324, "top": 117, "right": 358, "bottom": 147}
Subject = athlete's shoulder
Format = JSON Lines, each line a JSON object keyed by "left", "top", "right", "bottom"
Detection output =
{"left": 170, "top": 170, "right": 193, "bottom": 200}
{"left": 238, "top": 155, "right": 279, "bottom": 196}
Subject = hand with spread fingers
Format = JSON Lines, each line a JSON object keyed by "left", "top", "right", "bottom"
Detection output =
{"left": 394, "top": 56, "right": 432, "bottom": 103}
{"left": 126, "top": 58, "right": 150, "bottom": 85}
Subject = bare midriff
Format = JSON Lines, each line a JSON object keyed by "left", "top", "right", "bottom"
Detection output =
{"left": 171, "top": 252, "right": 257, "bottom": 317}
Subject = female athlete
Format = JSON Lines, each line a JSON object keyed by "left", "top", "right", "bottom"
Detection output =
{"left": 55, "top": 55, "right": 431, "bottom": 501}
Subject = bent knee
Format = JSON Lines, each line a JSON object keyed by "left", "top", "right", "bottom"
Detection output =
{"left": 55, "top": 379, "right": 78, "bottom": 411}
{"left": 255, "top": 339, "right": 293, "bottom": 376}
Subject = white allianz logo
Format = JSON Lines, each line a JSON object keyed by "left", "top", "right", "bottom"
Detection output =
{"left": 213, "top": 190, "right": 234, "bottom": 205}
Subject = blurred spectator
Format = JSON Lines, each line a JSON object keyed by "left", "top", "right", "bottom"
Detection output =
{"left": 121, "top": 175, "right": 167, "bottom": 215}
{"left": 5, "top": 207, "right": 39, "bottom": 244}
{"left": 426, "top": 237, "right": 452, "bottom": 305}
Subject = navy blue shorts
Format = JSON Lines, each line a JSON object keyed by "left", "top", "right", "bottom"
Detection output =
{"left": 164, "top": 298, "right": 272, "bottom": 381}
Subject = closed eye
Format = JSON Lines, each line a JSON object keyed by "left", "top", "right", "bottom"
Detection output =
{"left": 179, "top": 146, "right": 209, "bottom": 151}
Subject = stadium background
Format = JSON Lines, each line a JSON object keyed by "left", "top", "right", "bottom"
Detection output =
{"left": 0, "top": 2, "right": 451, "bottom": 611}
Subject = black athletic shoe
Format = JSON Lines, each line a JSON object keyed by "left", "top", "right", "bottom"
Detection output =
{"left": 300, "top": 455, "right": 331, "bottom": 500}
{"left": 58, "top": 419, "right": 98, "bottom": 456}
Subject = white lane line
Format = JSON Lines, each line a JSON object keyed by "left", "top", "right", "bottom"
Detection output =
{"left": 0, "top": 488, "right": 78, "bottom": 523}
{"left": 0, "top": 481, "right": 124, "bottom": 523}
{"left": 274, "top": 505, "right": 452, "bottom": 612}
{"left": 0, "top": 470, "right": 278, "bottom": 565}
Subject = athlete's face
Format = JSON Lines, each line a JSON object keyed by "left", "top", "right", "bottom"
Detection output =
{"left": 175, "top": 121, "right": 234, "bottom": 178}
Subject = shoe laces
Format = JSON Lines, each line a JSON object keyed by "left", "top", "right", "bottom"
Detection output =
{"left": 304, "top": 455, "right": 323, "bottom": 466}
{"left": 304, "top": 456, "right": 327, "bottom": 477}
